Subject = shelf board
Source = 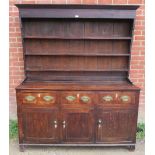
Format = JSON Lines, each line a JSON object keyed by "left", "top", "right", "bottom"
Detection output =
{"left": 26, "top": 69, "right": 129, "bottom": 72}
{"left": 25, "top": 53, "right": 130, "bottom": 56}
{"left": 23, "top": 36, "right": 132, "bottom": 40}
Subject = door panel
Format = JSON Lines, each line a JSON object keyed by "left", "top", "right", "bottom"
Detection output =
{"left": 61, "top": 108, "right": 94, "bottom": 143}
{"left": 96, "top": 109, "right": 137, "bottom": 143}
{"left": 23, "top": 108, "right": 59, "bottom": 143}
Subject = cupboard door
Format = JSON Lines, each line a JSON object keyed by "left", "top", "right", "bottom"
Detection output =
{"left": 23, "top": 108, "right": 59, "bottom": 143}
{"left": 61, "top": 108, "right": 94, "bottom": 143}
{"left": 96, "top": 109, "right": 137, "bottom": 143}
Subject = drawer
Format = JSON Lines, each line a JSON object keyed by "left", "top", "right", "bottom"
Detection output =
{"left": 61, "top": 91, "right": 95, "bottom": 107}
{"left": 17, "top": 92, "right": 58, "bottom": 106}
{"left": 98, "top": 91, "right": 136, "bottom": 106}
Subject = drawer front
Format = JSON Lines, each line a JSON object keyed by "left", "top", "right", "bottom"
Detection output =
{"left": 61, "top": 91, "right": 95, "bottom": 107}
{"left": 98, "top": 91, "right": 136, "bottom": 106}
{"left": 17, "top": 92, "right": 58, "bottom": 106}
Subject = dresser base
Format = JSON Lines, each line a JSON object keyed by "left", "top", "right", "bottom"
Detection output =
{"left": 19, "top": 143, "right": 136, "bottom": 152}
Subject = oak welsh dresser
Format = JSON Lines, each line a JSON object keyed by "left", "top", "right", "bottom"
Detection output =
{"left": 15, "top": 4, "right": 140, "bottom": 151}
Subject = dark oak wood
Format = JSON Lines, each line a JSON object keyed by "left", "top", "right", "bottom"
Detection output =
{"left": 16, "top": 4, "right": 138, "bottom": 19}
{"left": 22, "top": 108, "right": 59, "bottom": 144}
{"left": 95, "top": 109, "right": 137, "bottom": 143}
{"left": 61, "top": 108, "right": 94, "bottom": 143}
{"left": 15, "top": 4, "right": 140, "bottom": 151}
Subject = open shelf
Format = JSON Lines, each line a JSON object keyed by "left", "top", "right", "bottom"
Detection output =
{"left": 25, "top": 53, "right": 130, "bottom": 56}
{"left": 26, "top": 69, "right": 129, "bottom": 72}
{"left": 24, "top": 36, "right": 132, "bottom": 40}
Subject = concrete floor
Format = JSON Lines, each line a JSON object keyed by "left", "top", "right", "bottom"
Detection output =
{"left": 9, "top": 140, "right": 145, "bottom": 155}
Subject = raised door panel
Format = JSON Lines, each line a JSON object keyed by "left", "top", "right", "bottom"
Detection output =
{"left": 96, "top": 109, "right": 137, "bottom": 143}
{"left": 23, "top": 108, "right": 59, "bottom": 143}
{"left": 61, "top": 108, "right": 94, "bottom": 143}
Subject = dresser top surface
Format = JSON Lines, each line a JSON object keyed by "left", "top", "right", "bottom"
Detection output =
{"left": 16, "top": 80, "right": 140, "bottom": 91}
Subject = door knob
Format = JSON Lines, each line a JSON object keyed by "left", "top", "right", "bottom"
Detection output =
{"left": 98, "top": 119, "right": 102, "bottom": 128}
{"left": 53, "top": 120, "right": 57, "bottom": 128}
{"left": 62, "top": 121, "right": 66, "bottom": 128}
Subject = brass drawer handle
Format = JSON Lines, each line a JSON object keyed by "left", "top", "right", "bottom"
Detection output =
{"left": 43, "top": 95, "right": 54, "bottom": 102}
{"left": 81, "top": 96, "right": 90, "bottom": 103}
{"left": 121, "top": 95, "right": 130, "bottom": 102}
{"left": 25, "top": 95, "right": 36, "bottom": 102}
{"left": 102, "top": 96, "right": 113, "bottom": 102}
{"left": 66, "top": 95, "right": 76, "bottom": 102}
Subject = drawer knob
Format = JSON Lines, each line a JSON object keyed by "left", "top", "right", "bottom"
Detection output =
{"left": 81, "top": 96, "right": 90, "bottom": 103}
{"left": 121, "top": 95, "right": 129, "bottom": 102}
{"left": 43, "top": 95, "right": 54, "bottom": 102}
{"left": 98, "top": 119, "right": 102, "bottom": 124}
{"left": 102, "top": 96, "right": 113, "bottom": 102}
{"left": 66, "top": 95, "right": 76, "bottom": 102}
{"left": 25, "top": 95, "right": 36, "bottom": 102}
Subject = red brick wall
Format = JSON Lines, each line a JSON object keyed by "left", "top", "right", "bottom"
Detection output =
{"left": 9, "top": 0, "right": 145, "bottom": 118}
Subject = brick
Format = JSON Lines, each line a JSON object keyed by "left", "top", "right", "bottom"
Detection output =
{"left": 14, "top": 17, "right": 20, "bottom": 22}
{"left": 136, "top": 9, "right": 143, "bottom": 16}
{"left": 132, "top": 47, "right": 144, "bottom": 51}
{"left": 9, "top": 32, "right": 21, "bottom": 38}
{"left": 9, "top": 1, "right": 15, "bottom": 5}
{"left": 131, "top": 65, "right": 144, "bottom": 69}
{"left": 10, "top": 12, "right": 19, "bottom": 16}
{"left": 134, "top": 30, "right": 142, "bottom": 35}
{"left": 9, "top": 17, "right": 14, "bottom": 22}
{"left": 13, "top": 6, "right": 19, "bottom": 12}
{"left": 128, "top": 0, "right": 142, "bottom": 4}
{"left": 134, "top": 35, "right": 145, "bottom": 40}
{"left": 131, "top": 51, "right": 140, "bottom": 55}
{"left": 135, "top": 25, "right": 144, "bottom": 30}
{"left": 83, "top": 0, "right": 97, "bottom": 4}
{"left": 98, "top": 0, "right": 112, "bottom": 4}
{"left": 132, "top": 41, "right": 141, "bottom": 46}
{"left": 131, "top": 56, "right": 144, "bottom": 61}
{"left": 10, "top": 42, "right": 22, "bottom": 48}
{"left": 37, "top": 0, "right": 52, "bottom": 4}
{"left": 9, "top": 22, "right": 20, "bottom": 27}
{"left": 67, "top": 0, "right": 81, "bottom": 4}
{"left": 136, "top": 15, "right": 144, "bottom": 20}
{"left": 10, "top": 38, "right": 17, "bottom": 43}
{"left": 20, "top": 1, "right": 36, "bottom": 4}
{"left": 113, "top": 0, "right": 127, "bottom": 4}
{"left": 135, "top": 20, "right": 143, "bottom": 26}
{"left": 52, "top": 0, "right": 66, "bottom": 4}
{"left": 9, "top": 27, "right": 16, "bottom": 32}
{"left": 15, "top": 27, "right": 21, "bottom": 32}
